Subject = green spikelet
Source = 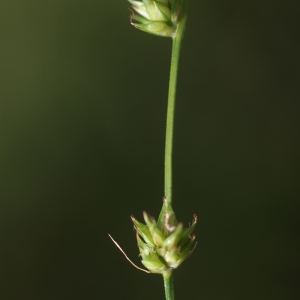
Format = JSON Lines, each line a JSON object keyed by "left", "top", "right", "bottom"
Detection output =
{"left": 128, "top": 0, "right": 186, "bottom": 37}
{"left": 131, "top": 197, "right": 197, "bottom": 275}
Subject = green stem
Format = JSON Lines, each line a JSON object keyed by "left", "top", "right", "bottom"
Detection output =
{"left": 163, "top": 272, "right": 175, "bottom": 300}
{"left": 164, "top": 7, "right": 187, "bottom": 206}
{"left": 163, "top": 6, "right": 187, "bottom": 300}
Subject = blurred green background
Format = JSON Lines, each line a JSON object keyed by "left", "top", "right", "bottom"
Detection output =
{"left": 1, "top": 1, "right": 299, "bottom": 299}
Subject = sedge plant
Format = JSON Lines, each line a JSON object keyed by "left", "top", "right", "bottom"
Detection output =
{"left": 109, "top": 1, "right": 197, "bottom": 299}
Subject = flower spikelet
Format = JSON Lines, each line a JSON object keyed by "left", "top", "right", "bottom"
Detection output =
{"left": 131, "top": 197, "right": 197, "bottom": 275}
{"left": 128, "top": 0, "right": 185, "bottom": 37}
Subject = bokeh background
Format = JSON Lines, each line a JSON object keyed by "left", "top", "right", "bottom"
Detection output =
{"left": 1, "top": 0, "right": 300, "bottom": 299}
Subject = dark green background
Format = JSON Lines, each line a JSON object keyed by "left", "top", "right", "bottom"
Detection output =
{"left": 1, "top": 1, "right": 299, "bottom": 299}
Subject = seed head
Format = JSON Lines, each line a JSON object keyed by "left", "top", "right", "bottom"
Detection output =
{"left": 131, "top": 197, "right": 197, "bottom": 275}
{"left": 128, "top": 0, "right": 186, "bottom": 37}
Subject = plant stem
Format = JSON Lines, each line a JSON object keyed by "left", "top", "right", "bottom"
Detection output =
{"left": 163, "top": 5, "right": 187, "bottom": 300}
{"left": 164, "top": 7, "right": 187, "bottom": 206}
{"left": 163, "top": 272, "right": 175, "bottom": 300}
